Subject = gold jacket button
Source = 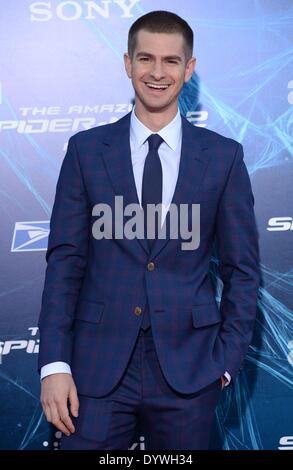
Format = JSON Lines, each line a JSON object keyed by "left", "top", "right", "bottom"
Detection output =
{"left": 147, "top": 262, "right": 155, "bottom": 271}
{"left": 134, "top": 306, "right": 142, "bottom": 316}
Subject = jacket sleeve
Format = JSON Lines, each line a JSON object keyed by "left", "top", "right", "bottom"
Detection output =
{"left": 215, "top": 142, "right": 260, "bottom": 380}
{"left": 37, "top": 135, "right": 91, "bottom": 372}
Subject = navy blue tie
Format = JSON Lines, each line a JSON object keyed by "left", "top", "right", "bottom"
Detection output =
{"left": 142, "top": 133, "right": 164, "bottom": 251}
{"left": 141, "top": 133, "right": 163, "bottom": 331}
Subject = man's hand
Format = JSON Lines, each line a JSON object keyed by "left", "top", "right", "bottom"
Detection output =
{"left": 220, "top": 375, "right": 227, "bottom": 390}
{"left": 40, "top": 373, "right": 79, "bottom": 436}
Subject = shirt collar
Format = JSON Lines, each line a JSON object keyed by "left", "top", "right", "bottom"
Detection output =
{"left": 130, "top": 105, "right": 182, "bottom": 151}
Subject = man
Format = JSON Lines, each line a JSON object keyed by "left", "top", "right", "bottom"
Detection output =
{"left": 38, "top": 11, "right": 260, "bottom": 450}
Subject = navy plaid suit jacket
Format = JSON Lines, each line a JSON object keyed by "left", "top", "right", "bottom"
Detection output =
{"left": 38, "top": 111, "right": 260, "bottom": 397}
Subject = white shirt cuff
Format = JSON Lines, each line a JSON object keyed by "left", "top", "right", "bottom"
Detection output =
{"left": 223, "top": 371, "right": 231, "bottom": 386}
{"left": 40, "top": 361, "right": 72, "bottom": 381}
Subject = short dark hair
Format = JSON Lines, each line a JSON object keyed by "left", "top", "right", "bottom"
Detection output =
{"left": 128, "top": 10, "right": 194, "bottom": 61}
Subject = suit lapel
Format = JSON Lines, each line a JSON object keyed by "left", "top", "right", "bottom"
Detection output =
{"left": 100, "top": 112, "right": 149, "bottom": 254}
{"left": 100, "top": 112, "right": 211, "bottom": 258}
{"left": 150, "top": 115, "right": 211, "bottom": 259}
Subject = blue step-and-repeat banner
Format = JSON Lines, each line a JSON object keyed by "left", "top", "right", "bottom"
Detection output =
{"left": 0, "top": 0, "right": 292, "bottom": 450}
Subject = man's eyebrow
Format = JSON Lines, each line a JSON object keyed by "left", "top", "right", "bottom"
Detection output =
{"left": 136, "top": 52, "right": 183, "bottom": 61}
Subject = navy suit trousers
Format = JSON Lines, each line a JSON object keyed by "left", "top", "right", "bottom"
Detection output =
{"left": 60, "top": 327, "right": 222, "bottom": 450}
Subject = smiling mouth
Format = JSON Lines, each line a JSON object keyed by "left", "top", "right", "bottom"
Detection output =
{"left": 144, "top": 82, "right": 171, "bottom": 91}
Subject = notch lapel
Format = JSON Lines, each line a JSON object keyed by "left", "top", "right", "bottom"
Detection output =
{"left": 100, "top": 112, "right": 211, "bottom": 258}
{"left": 100, "top": 112, "right": 149, "bottom": 255}
{"left": 150, "top": 115, "right": 211, "bottom": 259}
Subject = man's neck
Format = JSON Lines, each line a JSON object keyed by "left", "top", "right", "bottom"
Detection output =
{"left": 134, "top": 103, "right": 178, "bottom": 132}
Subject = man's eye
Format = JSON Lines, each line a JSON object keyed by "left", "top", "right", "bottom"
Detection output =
{"left": 140, "top": 57, "right": 149, "bottom": 61}
{"left": 168, "top": 60, "right": 177, "bottom": 64}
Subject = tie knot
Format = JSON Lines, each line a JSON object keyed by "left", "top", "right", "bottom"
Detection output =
{"left": 147, "top": 133, "right": 164, "bottom": 151}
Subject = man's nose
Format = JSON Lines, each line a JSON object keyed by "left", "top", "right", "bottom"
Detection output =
{"left": 150, "top": 61, "right": 166, "bottom": 80}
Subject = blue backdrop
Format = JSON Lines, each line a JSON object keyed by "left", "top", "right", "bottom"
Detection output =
{"left": 0, "top": 0, "right": 292, "bottom": 450}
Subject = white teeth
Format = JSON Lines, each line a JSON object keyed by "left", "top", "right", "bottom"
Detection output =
{"left": 146, "top": 83, "right": 169, "bottom": 89}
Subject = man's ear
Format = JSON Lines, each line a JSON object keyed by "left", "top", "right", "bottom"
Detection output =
{"left": 184, "top": 56, "right": 196, "bottom": 83}
{"left": 124, "top": 52, "right": 132, "bottom": 79}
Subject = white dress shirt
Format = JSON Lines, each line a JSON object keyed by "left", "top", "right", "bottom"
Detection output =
{"left": 41, "top": 107, "right": 231, "bottom": 386}
{"left": 130, "top": 106, "right": 182, "bottom": 227}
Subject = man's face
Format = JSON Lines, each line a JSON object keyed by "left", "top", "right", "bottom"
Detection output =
{"left": 124, "top": 30, "right": 196, "bottom": 114}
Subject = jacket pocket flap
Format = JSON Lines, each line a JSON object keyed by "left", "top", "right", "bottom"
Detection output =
{"left": 75, "top": 299, "right": 105, "bottom": 324}
{"left": 191, "top": 302, "right": 222, "bottom": 328}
